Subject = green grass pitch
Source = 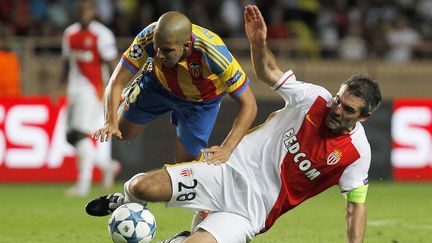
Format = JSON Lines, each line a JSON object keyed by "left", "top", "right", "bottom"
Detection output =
{"left": 1, "top": 182, "right": 430, "bottom": 242}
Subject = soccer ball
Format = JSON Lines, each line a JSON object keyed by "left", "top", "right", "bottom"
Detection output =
{"left": 108, "top": 203, "right": 156, "bottom": 243}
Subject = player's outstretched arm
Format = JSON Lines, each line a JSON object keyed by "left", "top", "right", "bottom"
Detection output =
{"left": 93, "top": 62, "right": 133, "bottom": 142}
{"left": 202, "top": 86, "right": 257, "bottom": 165}
{"left": 345, "top": 201, "right": 366, "bottom": 243}
{"left": 244, "top": 5, "right": 284, "bottom": 87}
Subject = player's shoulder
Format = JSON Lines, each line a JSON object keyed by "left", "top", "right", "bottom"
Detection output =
{"left": 136, "top": 22, "right": 157, "bottom": 39}
{"left": 192, "top": 24, "right": 224, "bottom": 45}
{"left": 63, "top": 22, "right": 81, "bottom": 36}
{"left": 88, "top": 20, "right": 114, "bottom": 34}
{"left": 350, "top": 123, "right": 371, "bottom": 155}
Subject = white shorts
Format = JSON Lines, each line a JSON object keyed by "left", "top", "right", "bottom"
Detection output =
{"left": 67, "top": 90, "right": 103, "bottom": 134}
{"left": 165, "top": 162, "right": 255, "bottom": 243}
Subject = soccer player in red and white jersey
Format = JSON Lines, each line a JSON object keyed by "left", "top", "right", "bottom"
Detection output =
{"left": 85, "top": 5, "right": 382, "bottom": 243}
{"left": 61, "top": 1, "right": 120, "bottom": 197}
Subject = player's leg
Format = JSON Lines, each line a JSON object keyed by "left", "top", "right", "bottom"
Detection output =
{"left": 171, "top": 98, "right": 221, "bottom": 162}
{"left": 85, "top": 168, "right": 172, "bottom": 216}
{"left": 171, "top": 98, "right": 222, "bottom": 227}
{"left": 117, "top": 76, "right": 171, "bottom": 140}
{"left": 163, "top": 212, "right": 254, "bottom": 243}
{"left": 65, "top": 92, "right": 99, "bottom": 197}
{"left": 162, "top": 229, "right": 215, "bottom": 243}
{"left": 94, "top": 139, "right": 121, "bottom": 191}
{"left": 66, "top": 129, "right": 95, "bottom": 196}
{"left": 86, "top": 161, "right": 225, "bottom": 216}
{"left": 117, "top": 114, "right": 147, "bottom": 140}
{"left": 174, "top": 138, "right": 200, "bottom": 162}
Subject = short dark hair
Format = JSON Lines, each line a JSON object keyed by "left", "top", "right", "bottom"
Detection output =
{"left": 342, "top": 74, "right": 382, "bottom": 116}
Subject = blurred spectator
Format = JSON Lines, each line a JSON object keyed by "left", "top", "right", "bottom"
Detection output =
{"left": 386, "top": 17, "right": 421, "bottom": 62}
{"left": 46, "top": 0, "right": 70, "bottom": 34}
{"left": 317, "top": 6, "right": 339, "bottom": 57}
{"left": 2, "top": 0, "right": 432, "bottom": 60}
{"left": 267, "top": 5, "right": 290, "bottom": 40}
{"left": 96, "top": 0, "right": 115, "bottom": 26}
{"left": 11, "top": 0, "right": 34, "bottom": 35}
{"left": 339, "top": 23, "right": 367, "bottom": 61}
{"left": 415, "top": 0, "right": 432, "bottom": 40}
{"left": 220, "top": 0, "right": 244, "bottom": 37}
{"left": 0, "top": 27, "right": 21, "bottom": 97}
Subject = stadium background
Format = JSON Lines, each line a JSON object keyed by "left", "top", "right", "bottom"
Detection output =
{"left": 0, "top": 0, "right": 431, "bottom": 242}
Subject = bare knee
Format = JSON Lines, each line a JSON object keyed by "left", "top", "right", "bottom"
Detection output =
{"left": 129, "top": 169, "right": 172, "bottom": 202}
{"left": 184, "top": 229, "right": 217, "bottom": 243}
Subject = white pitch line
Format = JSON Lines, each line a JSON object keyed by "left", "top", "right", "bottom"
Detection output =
{"left": 368, "top": 219, "right": 432, "bottom": 230}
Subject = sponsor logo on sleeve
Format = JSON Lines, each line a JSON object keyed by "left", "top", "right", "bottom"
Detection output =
{"left": 226, "top": 70, "right": 242, "bottom": 87}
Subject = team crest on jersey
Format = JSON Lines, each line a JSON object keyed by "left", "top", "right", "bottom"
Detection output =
{"left": 129, "top": 44, "right": 144, "bottom": 59}
{"left": 180, "top": 168, "right": 194, "bottom": 177}
{"left": 327, "top": 149, "right": 342, "bottom": 165}
{"left": 189, "top": 62, "right": 202, "bottom": 78}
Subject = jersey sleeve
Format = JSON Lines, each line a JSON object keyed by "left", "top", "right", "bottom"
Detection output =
{"left": 339, "top": 134, "right": 371, "bottom": 194}
{"left": 193, "top": 25, "right": 250, "bottom": 97}
{"left": 97, "top": 25, "right": 117, "bottom": 61}
{"left": 220, "top": 58, "right": 250, "bottom": 97}
{"left": 120, "top": 23, "right": 156, "bottom": 74}
{"left": 271, "top": 70, "right": 332, "bottom": 107}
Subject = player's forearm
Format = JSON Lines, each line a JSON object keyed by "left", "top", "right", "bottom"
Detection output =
{"left": 250, "top": 41, "right": 283, "bottom": 86}
{"left": 104, "top": 63, "right": 133, "bottom": 125}
{"left": 104, "top": 82, "right": 123, "bottom": 125}
{"left": 222, "top": 93, "right": 257, "bottom": 152}
{"left": 346, "top": 202, "right": 366, "bottom": 243}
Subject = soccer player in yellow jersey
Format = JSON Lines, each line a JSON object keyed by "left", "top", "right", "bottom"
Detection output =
{"left": 93, "top": 11, "right": 256, "bottom": 164}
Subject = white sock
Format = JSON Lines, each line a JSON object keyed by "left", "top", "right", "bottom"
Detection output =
{"left": 123, "top": 173, "right": 148, "bottom": 206}
{"left": 74, "top": 138, "right": 95, "bottom": 196}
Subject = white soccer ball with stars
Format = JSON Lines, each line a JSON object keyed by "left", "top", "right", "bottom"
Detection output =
{"left": 108, "top": 203, "right": 156, "bottom": 243}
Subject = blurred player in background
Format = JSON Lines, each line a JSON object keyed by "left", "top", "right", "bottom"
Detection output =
{"left": 0, "top": 27, "right": 21, "bottom": 97}
{"left": 61, "top": 1, "right": 120, "bottom": 197}
{"left": 85, "top": 5, "right": 382, "bottom": 243}
{"left": 91, "top": 10, "right": 257, "bottom": 226}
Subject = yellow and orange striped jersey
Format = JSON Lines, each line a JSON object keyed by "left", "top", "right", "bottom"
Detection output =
{"left": 121, "top": 23, "right": 249, "bottom": 102}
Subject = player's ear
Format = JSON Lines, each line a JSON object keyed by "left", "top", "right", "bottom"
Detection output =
{"left": 359, "top": 112, "right": 372, "bottom": 122}
{"left": 183, "top": 41, "right": 192, "bottom": 52}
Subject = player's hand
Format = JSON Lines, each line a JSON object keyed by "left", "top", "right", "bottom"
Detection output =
{"left": 201, "top": 146, "right": 233, "bottom": 165}
{"left": 92, "top": 125, "right": 123, "bottom": 142}
{"left": 244, "top": 5, "right": 267, "bottom": 45}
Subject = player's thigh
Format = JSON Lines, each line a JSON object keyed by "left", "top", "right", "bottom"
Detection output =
{"left": 68, "top": 92, "right": 101, "bottom": 134}
{"left": 165, "top": 161, "right": 225, "bottom": 211}
{"left": 119, "top": 82, "right": 171, "bottom": 139}
{"left": 117, "top": 114, "right": 147, "bottom": 140}
{"left": 197, "top": 211, "right": 254, "bottom": 243}
{"left": 173, "top": 100, "right": 221, "bottom": 156}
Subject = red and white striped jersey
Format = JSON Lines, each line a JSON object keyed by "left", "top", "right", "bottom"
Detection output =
{"left": 62, "top": 20, "right": 117, "bottom": 98}
{"left": 227, "top": 70, "right": 371, "bottom": 232}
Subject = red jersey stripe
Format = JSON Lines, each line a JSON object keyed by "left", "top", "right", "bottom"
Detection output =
{"left": 275, "top": 72, "right": 294, "bottom": 91}
{"left": 162, "top": 64, "right": 185, "bottom": 98}
{"left": 69, "top": 30, "right": 104, "bottom": 98}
